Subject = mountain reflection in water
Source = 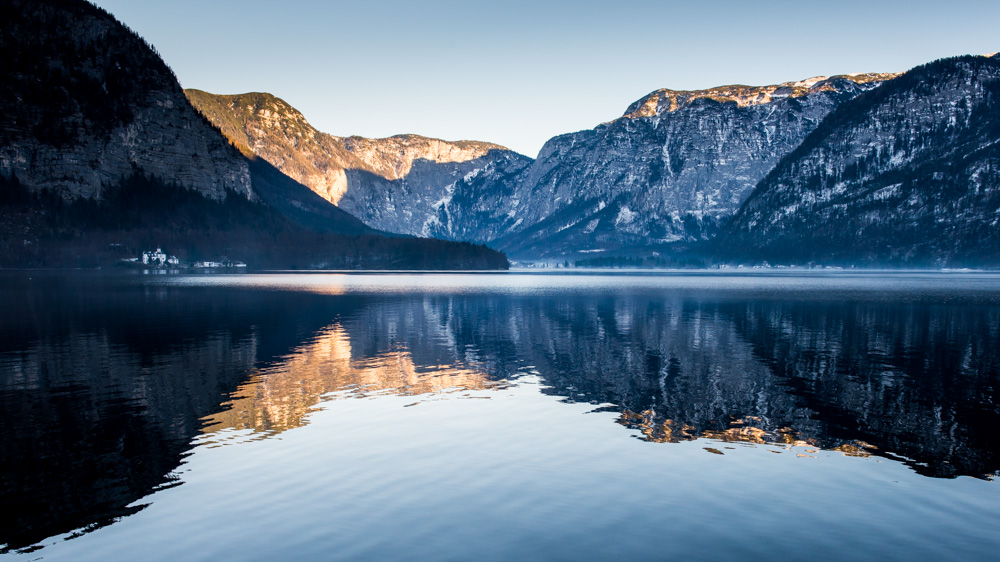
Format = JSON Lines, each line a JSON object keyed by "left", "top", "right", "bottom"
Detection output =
{"left": 1, "top": 272, "right": 998, "bottom": 553}
{"left": 203, "top": 325, "right": 502, "bottom": 438}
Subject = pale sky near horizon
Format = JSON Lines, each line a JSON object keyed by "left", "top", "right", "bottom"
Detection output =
{"left": 91, "top": 0, "right": 1000, "bottom": 157}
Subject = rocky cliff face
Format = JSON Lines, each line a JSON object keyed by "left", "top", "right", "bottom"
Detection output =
{"left": 184, "top": 89, "right": 527, "bottom": 239}
{"left": 0, "top": 0, "right": 253, "bottom": 201}
{"left": 494, "top": 73, "right": 897, "bottom": 258}
{"left": 190, "top": 74, "right": 895, "bottom": 255}
{"left": 339, "top": 150, "right": 533, "bottom": 242}
{"left": 720, "top": 55, "right": 1000, "bottom": 267}
{"left": 184, "top": 90, "right": 356, "bottom": 203}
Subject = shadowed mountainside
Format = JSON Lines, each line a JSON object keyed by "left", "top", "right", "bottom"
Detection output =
{"left": 719, "top": 54, "right": 1000, "bottom": 267}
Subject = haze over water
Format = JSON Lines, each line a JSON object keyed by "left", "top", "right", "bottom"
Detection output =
{"left": 2, "top": 271, "right": 999, "bottom": 560}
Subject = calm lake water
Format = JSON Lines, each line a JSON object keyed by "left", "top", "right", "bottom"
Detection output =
{"left": 2, "top": 270, "right": 999, "bottom": 560}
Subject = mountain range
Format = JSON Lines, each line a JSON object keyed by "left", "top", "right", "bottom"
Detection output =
{"left": 493, "top": 73, "right": 899, "bottom": 259}
{"left": 0, "top": 0, "right": 507, "bottom": 269}
{"left": 1, "top": 0, "right": 998, "bottom": 268}
{"left": 188, "top": 75, "right": 900, "bottom": 260}
{"left": 189, "top": 53, "right": 998, "bottom": 267}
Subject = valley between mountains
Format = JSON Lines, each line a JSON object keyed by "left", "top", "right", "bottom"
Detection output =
{"left": 187, "top": 54, "right": 1000, "bottom": 267}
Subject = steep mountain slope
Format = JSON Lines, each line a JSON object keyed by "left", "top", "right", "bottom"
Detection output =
{"left": 0, "top": 0, "right": 369, "bottom": 236}
{"left": 340, "top": 150, "right": 533, "bottom": 242}
{"left": 185, "top": 89, "right": 532, "bottom": 240}
{"left": 495, "top": 73, "right": 897, "bottom": 258}
{"left": 0, "top": 0, "right": 252, "bottom": 202}
{"left": 720, "top": 54, "right": 1000, "bottom": 267}
{"left": 0, "top": 0, "right": 508, "bottom": 269}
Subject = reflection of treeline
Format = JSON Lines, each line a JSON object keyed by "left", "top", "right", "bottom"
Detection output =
{"left": 438, "top": 295, "right": 1000, "bottom": 479}
{"left": 0, "top": 172, "right": 508, "bottom": 269}
{"left": 725, "top": 301, "right": 1000, "bottom": 479}
{"left": 0, "top": 283, "right": 321, "bottom": 552}
{"left": 1, "top": 382, "right": 187, "bottom": 553}
{"left": 0, "top": 280, "right": 396, "bottom": 552}
{"left": 3, "top": 286, "right": 999, "bottom": 554}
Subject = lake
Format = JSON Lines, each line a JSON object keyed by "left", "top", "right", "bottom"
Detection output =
{"left": 2, "top": 270, "right": 999, "bottom": 560}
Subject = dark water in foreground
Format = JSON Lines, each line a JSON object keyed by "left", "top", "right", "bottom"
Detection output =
{"left": 1, "top": 271, "right": 999, "bottom": 560}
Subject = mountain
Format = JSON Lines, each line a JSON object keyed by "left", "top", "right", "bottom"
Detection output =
{"left": 190, "top": 73, "right": 897, "bottom": 260}
{"left": 0, "top": 0, "right": 253, "bottom": 202}
{"left": 185, "top": 89, "right": 532, "bottom": 241}
{"left": 0, "top": 0, "right": 508, "bottom": 269}
{"left": 493, "top": 73, "right": 897, "bottom": 259}
{"left": 719, "top": 54, "right": 1000, "bottom": 267}
{"left": 187, "top": 74, "right": 895, "bottom": 258}
{"left": 341, "top": 149, "right": 533, "bottom": 242}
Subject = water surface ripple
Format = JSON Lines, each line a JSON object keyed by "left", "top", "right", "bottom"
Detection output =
{"left": 1, "top": 271, "right": 998, "bottom": 560}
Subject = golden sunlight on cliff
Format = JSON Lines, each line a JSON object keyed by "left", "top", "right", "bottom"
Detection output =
{"left": 201, "top": 324, "right": 497, "bottom": 437}
{"left": 185, "top": 89, "right": 509, "bottom": 206}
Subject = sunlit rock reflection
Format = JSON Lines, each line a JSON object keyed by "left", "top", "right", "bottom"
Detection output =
{"left": 615, "top": 410, "right": 879, "bottom": 458}
{"left": 202, "top": 324, "right": 501, "bottom": 437}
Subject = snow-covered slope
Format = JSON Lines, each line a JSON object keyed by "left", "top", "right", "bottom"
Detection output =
{"left": 494, "top": 74, "right": 896, "bottom": 258}
{"left": 721, "top": 54, "right": 1000, "bottom": 267}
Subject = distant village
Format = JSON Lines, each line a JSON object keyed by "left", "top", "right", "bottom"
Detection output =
{"left": 122, "top": 247, "right": 247, "bottom": 269}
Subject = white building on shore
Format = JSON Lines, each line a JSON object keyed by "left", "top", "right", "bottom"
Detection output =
{"left": 142, "top": 248, "right": 179, "bottom": 266}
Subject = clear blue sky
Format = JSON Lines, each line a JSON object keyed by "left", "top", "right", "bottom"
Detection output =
{"left": 91, "top": 0, "right": 999, "bottom": 157}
